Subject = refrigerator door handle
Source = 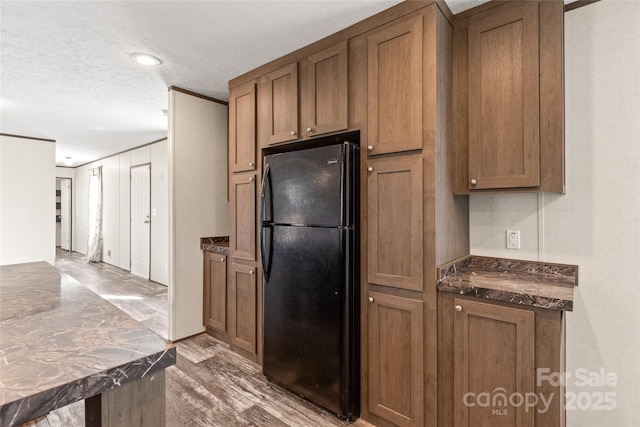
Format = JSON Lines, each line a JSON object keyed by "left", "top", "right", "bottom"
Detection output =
{"left": 261, "top": 225, "right": 273, "bottom": 282}
{"left": 260, "top": 163, "right": 273, "bottom": 282}
{"left": 261, "top": 163, "right": 272, "bottom": 224}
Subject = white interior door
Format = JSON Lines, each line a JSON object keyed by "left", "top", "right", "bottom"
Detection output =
{"left": 131, "top": 164, "right": 151, "bottom": 278}
{"left": 60, "top": 179, "right": 71, "bottom": 250}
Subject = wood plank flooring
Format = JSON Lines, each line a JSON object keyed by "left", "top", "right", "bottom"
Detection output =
{"left": 20, "top": 250, "right": 370, "bottom": 427}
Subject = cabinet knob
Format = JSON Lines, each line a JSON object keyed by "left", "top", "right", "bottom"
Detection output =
{"left": 291, "top": 131, "right": 297, "bottom": 136}
{"left": 470, "top": 179, "right": 477, "bottom": 186}
{"left": 249, "top": 162, "right": 254, "bottom": 167}
{"left": 249, "top": 177, "right": 254, "bottom": 182}
{"left": 249, "top": 270, "right": 255, "bottom": 275}
{"left": 220, "top": 258, "right": 225, "bottom": 262}
{"left": 368, "top": 296, "right": 374, "bottom": 303}
{"left": 367, "top": 166, "right": 373, "bottom": 172}
{"left": 367, "top": 145, "right": 373, "bottom": 151}
{"left": 455, "top": 305, "right": 462, "bottom": 312}
{"left": 306, "top": 127, "right": 313, "bottom": 133}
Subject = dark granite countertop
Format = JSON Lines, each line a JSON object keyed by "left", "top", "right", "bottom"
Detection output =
{"left": 200, "top": 236, "right": 229, "bottom": 255}
{"left": 437, "top": 256, "right": 578, "bottom": 311}
{"left": 0, "top": 262, "right": 176, "bottom": 426}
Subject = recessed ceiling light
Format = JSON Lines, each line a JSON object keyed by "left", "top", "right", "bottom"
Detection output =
{"left": 129, "top": 52, "right": 162, "bottom": 66}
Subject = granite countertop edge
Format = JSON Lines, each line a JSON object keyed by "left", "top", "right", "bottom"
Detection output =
{"left": 437, "top": 255, "right": 578, "bottom": 312}
{"left": 200, "top": 236, "right": 229, "bottom": 255}
{"left": 0, "top": 346, "right": 176, "bottom": 426}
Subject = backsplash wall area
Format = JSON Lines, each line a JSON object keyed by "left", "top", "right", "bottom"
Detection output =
{"left": 469, "top": 2, "right": 639, "bottom": 426}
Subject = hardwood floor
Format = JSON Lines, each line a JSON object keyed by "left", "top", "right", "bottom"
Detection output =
{"left": 21, "top": 250, "right": 367, "bottom": 427}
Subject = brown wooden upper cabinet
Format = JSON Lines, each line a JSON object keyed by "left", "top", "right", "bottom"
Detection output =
{"left": 469, "top": 1, "right": 539, "bottom": 190}
{"left": 367, "top": 154, "right": 423, "bottom": 291}
{"left": 261, "top": 63, "right": 299, "bottom": 145}
{"left": 453, "top": 0, "right": 564, "bottom": 193}
{"left": 367, "top": 15, "right": 423, "bottom": 156}
{"left": 303, "top": 41, "right": 348, "bottom": 137}
{"left": 229, "top": 81, "right": 256, "bottom": 173}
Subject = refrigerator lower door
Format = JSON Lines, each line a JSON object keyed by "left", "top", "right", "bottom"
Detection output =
{"left": 263, "top": 225, "right": 356, "bottom": 418}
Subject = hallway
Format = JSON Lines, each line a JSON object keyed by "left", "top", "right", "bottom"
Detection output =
{"left": 21, "top": 250, "right": 357, "bottom": 427}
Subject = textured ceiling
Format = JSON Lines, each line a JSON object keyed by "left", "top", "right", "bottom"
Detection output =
{"left": 0, "top": 0, "right": 498, "bottom": 166}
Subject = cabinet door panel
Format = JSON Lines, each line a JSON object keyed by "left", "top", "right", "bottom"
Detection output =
{"left": 367, "top": 155, "right": 423, "bottom": 291}
{"left": 453, "top": 298, "right": 535, "bottom": 427}
{"left": 203, "top": 252, "right": 226, "bottom": 332}
{"left": 230, "top": 173, "right": 256, "bottom": 261}
{"left": 229, "top": 263, "right": 257, "bottom": 355}
{"left": 305, "top": 41, "right": 348, "bottom": 137}
{"left": 229, "top": 81, "right": 256, "bottom": 173}
{"left": 262, "top": 63, "right": 299, "bottom": 145}
{"left": 368, "top": 292, "right": 423, "bottom": 427}
{"left": 468, "top": 1, "right": 539, "bottom": 189}
{"left": 367, "top": 15, "right": 423, "bottom": 155}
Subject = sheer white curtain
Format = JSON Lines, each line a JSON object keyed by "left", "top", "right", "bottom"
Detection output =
{"left": 85, "top": 166, "right": 103, "bottom": 262}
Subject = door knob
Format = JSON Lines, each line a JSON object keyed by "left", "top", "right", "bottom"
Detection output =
{"left": 367, "top": 145, "right": 373, "bottom": 151}
{"left": 291, "top": 131, "right": 296, "bottom": 136}
{"left": 249, "top": 177, "right": 254, "bottom": 182}
{"left": 470, "top": 179, "right": 477, "bottom": 186}
{"left": 306, "top": 128, "right": 313, "bottom": 132}
{"left": 367, "top": 166, "right": 373, "bottom": 172}
{"left": 455, "top": 305, "right": 462, "bottom": 312}
{"left": 220, "top": 258, "right": 225, "bottom": 262}
{"left": 249, "top": 162, "right": 254, "bottom": 167}
{"left": 249, "top": 270, "right": 255, "bottom": 275}
{"left": 368, "top": 296, "right": 374, "bottom": 303}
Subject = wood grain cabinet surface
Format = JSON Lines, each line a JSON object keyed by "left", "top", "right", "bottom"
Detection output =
{"left": 453, "top": 0, "right": 564, "bottom": 193}
{"left": 303, "top": 41, "right": 348, "bottom": 137}
{"left": 368, "top": 291, "right": 424, "bottom": 427}
{"left": 260, "top": 63, "right": 299, "bottom": 146}
{"left": 366, "top": 154, "right": 423, "bottom": 291}
{"left": 229, "top": 81, "right": 257, "bottom": 173}
{"left": 203, "top": 252, "right": 227, "bottom": 337}
{"left": 230, "top": 172, "right": 256, "bottom": 262}
{"left": 229, "top": 262, "right": 258, "bottom": 359}
{"left": 439, "top": 294, "right": 566, "bottom": 427}
{"left": 366, "top": 14, "right": 423, "bottom": 155}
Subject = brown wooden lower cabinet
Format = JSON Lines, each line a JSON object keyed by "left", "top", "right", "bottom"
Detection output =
{"left": 439, "top": 294, "right": 565, "bottom": 427}
{"left": 229, "top": 262, "right": 258, "bottom": 360}
{"left": 367, "top": 291, "right": 424, "bottom": 427}
{"left": 203, "top": 252, "right": 227, "bottom": 339}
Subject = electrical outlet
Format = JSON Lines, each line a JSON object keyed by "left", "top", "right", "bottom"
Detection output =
{"left": 506, "top": 230, "right": 520, "bottom": 249}
{"left": 106, "top": 249, "right": 111, "bottom": 257}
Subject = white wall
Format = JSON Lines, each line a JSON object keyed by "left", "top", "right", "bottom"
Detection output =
{"left": 169, "top": 89, "right": 229, "bottom": 341}
{"left": 468, "top": 2, "right": 640, "bottom": 425}
{"left": 0, "top": 135, "right": 55, "bottom": 265}
{"left": 73, "top": 139, "right": 169, "bottom": 285}
{"left": 150, "top": 141, "right": 169, "bottom": 284}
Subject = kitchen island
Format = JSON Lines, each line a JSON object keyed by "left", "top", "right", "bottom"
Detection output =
{"left": 0, "top": 261, "right": 176, "bottom": 426}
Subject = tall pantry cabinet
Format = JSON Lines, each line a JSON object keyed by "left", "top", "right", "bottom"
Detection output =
{"left": 227, "top": 2, "right": 469, "bottom": 426}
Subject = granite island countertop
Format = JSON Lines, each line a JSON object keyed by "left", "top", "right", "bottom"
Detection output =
{"left": 437, "top": 256, "right": 578, "bottom": 311}
{"left": 200, "top": 236, "right": 229, "bottom": 255}
{"left": 0, "top": 261, "right": 176, "bottom": 426}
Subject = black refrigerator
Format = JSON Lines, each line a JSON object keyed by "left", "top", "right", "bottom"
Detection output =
{"left": 260, "top": 136, "right": 359, "bottom": 420}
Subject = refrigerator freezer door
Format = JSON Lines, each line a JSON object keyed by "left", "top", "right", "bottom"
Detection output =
{"left": 263, "top": 225, "right": 355, "bottom": 417}
{"left": 264, "top": 144, "right": 347, "bottom": 227}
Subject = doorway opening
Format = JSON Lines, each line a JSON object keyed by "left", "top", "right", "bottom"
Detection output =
{"left": 56, "top": 177, "right": 72, "bottom": 251}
